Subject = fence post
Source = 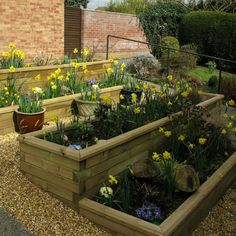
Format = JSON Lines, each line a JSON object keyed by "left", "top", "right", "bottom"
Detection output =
{"left": 218, "top": 67, "right": 222, "bottom": 94}
{"left": 167, "top": 48, "right": 171, "bottom": 75}
{"left": 106, "top": 35, "right": 110, "bottom": 60}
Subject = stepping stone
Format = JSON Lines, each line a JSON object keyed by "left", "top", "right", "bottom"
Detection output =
{"left": 0, "top": 208, "right": 33, "bottom": 236}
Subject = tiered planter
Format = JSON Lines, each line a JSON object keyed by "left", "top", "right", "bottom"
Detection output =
{"left": 0, "top": 86, "right": 122, "bottom": 134}
{"left": 18, "top": 92, "right": 235, "bottom": 235}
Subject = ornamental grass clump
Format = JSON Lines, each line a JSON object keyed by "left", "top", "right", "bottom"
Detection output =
{"left": 0, "top": 43, "right": 25, "bottom": 69}
{"left": 0, "top": 67, "right": 24, "bottom": 108}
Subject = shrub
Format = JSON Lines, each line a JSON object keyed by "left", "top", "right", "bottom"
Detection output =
{"left": 160, "top": 40, "right": 198, "bottom": 72}
{"left": 207, "top": 75, "right": 218, "bottom": 87}
{"left": 126, "top": 54, "right": 161, "bottom": 81}
{"left": 159, "top": 36, "right": 180, "bottom": 56}
{"left": 178, "top": 11, "right": 236, "bottom": 63}
{"left": 138, "top": 2, "right": 189, "bottom": 57}
{"left": 103, "top": 0, "right": 155, "bottom": 15}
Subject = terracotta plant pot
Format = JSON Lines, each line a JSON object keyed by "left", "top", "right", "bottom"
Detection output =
{"left": 74, "top": 98, "right": 100, "bottom": 117}
{"left": 120, "top": 89, "right": 143, "bottom": 105}
{"left": 15, "top": 108, "right": 46, "bottom": 134}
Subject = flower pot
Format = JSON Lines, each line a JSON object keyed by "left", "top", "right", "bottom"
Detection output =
{"left": 15, "top": 108, "right": 46, "bottom": 134}
{"left": 120, "top": 89, "right": 143, "bottom": 105}
{"left": 74, "top": 98, "right": 100, "bottom": 117}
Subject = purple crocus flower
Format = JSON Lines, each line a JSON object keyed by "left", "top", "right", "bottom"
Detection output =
{"left": 135, "top": 204, "right": 161, "bottom": 221}
{"left": 87, "top": 79, "right": 96, "bottom": 85}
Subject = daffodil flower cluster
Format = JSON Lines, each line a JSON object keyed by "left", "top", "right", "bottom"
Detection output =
{"left": 0, "top": 42, "right": 25, "bottom": 69}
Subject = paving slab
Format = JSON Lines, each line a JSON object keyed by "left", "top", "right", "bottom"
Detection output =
{"left": 0, "top": 208, "right": 33, "bottom": 236}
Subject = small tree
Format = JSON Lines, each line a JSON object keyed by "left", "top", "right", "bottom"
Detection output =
{"left": 65, "top": 0, "right": 89, "bottom": 8}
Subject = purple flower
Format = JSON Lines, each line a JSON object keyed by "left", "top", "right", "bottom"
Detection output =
{"left": 88, "top": 79, "right": 96, "bottom": 85}
{"left": 135, "top": 204, "right": 161, "bottom": 221}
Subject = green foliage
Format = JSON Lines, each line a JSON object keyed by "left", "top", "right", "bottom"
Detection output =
{"left": 65, "top": 0, "right": 89, "bottom": 8}
{"left": 178, "top": 11, "right": 236, "bottom": 62}
{"left": 160, "top": 41, "right": 198, "bottom": 72}
{"left": 207, "top": 75, "right": 218, "bottom": 87}
{"left": 104, "top": 0, "right": 156, "bottom": 15}
{"left": 138, "top": 1, "right": 189, "bottom": 57}
{"left": 0, "top": 73, "right": 24, "bottom": 107}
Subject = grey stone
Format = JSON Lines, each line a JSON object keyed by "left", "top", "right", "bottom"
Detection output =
{"left": 132, "top": 158, "right": 160, "bottom": 178}
{"left": 175, "top": 165, "right": 200, "bottom": 192}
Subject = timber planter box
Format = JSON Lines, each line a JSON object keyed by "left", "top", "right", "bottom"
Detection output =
{"left": 0, "top": 60, "right": 111, "bottom": 91}
{"left": 18, "top": 92, "right": 224, "bottom": 206}
{"left": 78, "top": 152, "right": 236, "bottom": 236}
{"left": 0, "top": 86, "right": 122, "bottom": 134}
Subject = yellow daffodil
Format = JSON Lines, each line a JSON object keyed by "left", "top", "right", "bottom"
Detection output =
{"left": 167, "top": 75, "right": 173, "bottom": 81}
{"left": 108, "top": 175, "right": 118, "bottom": 185}
{"left": 35, "top": 74, "right": 41, "bottom": 81}
{"left": 224, "top": 113, "right": 229, "bottom": 119}
{"left": 159, "top": 127, "right": 164, "bottom": 133}
{"left": 120, "top": 62, "right": 126, "bottom": 71}
{"left": 199, "top": 138, "right": 207, "bottom": 145}
{"left": 2, "top": 51, "right": 10, "bottom": 57}
{"left": 134, "top": 107, "right": 141, "bottom": 114}
{"left": 9, "top": 42, "right": 15, "bottom": 49}
{"left": 152, "top": 152, "right": 161, "bottom": 161}
{"left": 143, "top": 83, "right": 148, "bottom": 91}
{"left": 131, "top": 93, "right": 137, "bottom": 104}
{"left": 82, "top": 64, "right": 87, "bottom": 70}
{"left": 73, "top": 48, "right": 78, "bottom": 54}
{"left": 5, "top": 91, "right": 9, "bottom": 95}
{"left": 102, "top": 96, "right": 112, "bottom": 106}
{"left": 58, "top": 75, "right": 64, "bottom": 80}
{"left": 83, "top": 69, "right": 89, "bottom": 74}
{"left": 91, "top": 94, "right": 97, "bottom": 100}
{"left": 228, "top": 99, "right": 235, "bottom": 106}
{"left": 188, "top": 143, "right": 194, "bottom": 149}
{"left": 163, "top": 151, "right": 171, "bottom": 160}
{"left": 178, "top": 135, "right": 185, "bottom": 142}
{"left": 119, "top": 94, "right": 125, "bottom": 100}
{"left": 51, "top": 84, "right": 57, "bottom": 90}
{"left": 4, "top": 87, "right": 8, "bottom": 91}
{"left": 221, "top": 129, "right": 227, "bottom": 135}
{"left": 181, "top": 91, "right": 189, "bottom": 98}
{"left": 106, "top": 67, "right": 114, "bottom": 75}
{"left": 227, "top": 122, "right": 233, "bottom": 128}
{"left": 55, "top": 68, "right": 61, "bottom": 76}
{"left": 9, "top": 66, "right": 15, "bottom": 73}
{"left": 113, "top": 60, "right": 119, "bottom": 65}
{"left": 198, "top": 90, "right": 203, "bottom": 95}
{"left": 164, "top": 131, "right": 172, "bottom": 137}
{"left": 168, "top": 101, "right": 172, "bottom": 106}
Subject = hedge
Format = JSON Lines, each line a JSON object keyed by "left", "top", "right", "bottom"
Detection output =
{"left": 178, "top": 11, "right": 236, "bottom": 62}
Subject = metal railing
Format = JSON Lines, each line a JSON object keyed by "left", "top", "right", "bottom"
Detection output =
{"left": 106, "top": 35, "right": 236, "bottom": 93}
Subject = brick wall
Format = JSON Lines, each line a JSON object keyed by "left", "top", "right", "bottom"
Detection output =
{"left": 0, "top": 0, "right": 64, "bottom": 61}
{"left": 81, "top": 9, "right": 149, "bottom": 58}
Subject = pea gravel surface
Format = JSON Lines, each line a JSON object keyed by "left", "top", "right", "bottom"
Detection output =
{"left": 0, "top": 127, "right": 235, "bottom": 236}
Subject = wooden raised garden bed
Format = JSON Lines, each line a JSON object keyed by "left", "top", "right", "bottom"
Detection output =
{"left": 18, "top": 92, "right": 224, "bottom": 204}
{"left": 79, "top": 151, "right": 236, "bottom": 236}
{"left": 0, "top": 60, "right": 111, "bottom": 91}
{"left": 0, "top": 85, "right": 122, "bottom": 134}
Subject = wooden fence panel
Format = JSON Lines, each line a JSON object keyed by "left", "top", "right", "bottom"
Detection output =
{"left": 64, "top": 6, "right": 81, "bottom": 56}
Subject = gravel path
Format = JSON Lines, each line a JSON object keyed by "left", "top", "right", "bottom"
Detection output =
{"left": 0, "top": 125, "right": 235, "bottom": 235}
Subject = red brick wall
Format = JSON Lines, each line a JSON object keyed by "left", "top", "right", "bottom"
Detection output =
{"left": 0, "top": 0, "right": 64, "bottom": 61}
{"left": 81, "top": 9, "right": 149, "bottom": 57}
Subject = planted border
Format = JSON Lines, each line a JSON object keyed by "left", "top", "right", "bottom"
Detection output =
{"left": 18, "top": 93, "right": 224, "bottom": 208}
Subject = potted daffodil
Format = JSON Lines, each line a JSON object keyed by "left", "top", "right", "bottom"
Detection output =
{"left": 15, "top": 87, "right": 45, "bottom": 134}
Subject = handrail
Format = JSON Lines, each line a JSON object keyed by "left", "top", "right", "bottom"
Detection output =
{"left": 106, "top": 34, "right": 236, "bottom": 94}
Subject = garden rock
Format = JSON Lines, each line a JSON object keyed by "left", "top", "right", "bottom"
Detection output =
{"left": 132, "top": 158, "right": 160, "bottom": 178}
{"left": 175, "top": 165, "right": 200, "bottom": 192}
